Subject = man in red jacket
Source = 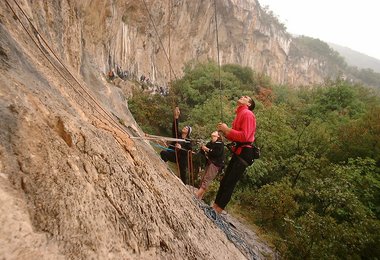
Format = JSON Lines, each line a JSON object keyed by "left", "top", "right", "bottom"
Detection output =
{"left": 213, "top": 95, "right": 256, "bottom": 214}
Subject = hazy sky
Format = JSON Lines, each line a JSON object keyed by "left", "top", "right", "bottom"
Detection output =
{"left": 258, "top": 0, "right": 380, "bottom": 60}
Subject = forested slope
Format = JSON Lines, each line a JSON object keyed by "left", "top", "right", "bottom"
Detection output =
{"left": 129, "top": 62, "right": 380, "bottom": 258}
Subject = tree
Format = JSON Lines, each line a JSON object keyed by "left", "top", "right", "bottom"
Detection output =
{"left": 331, "top": 106, "right": 380, "bottom": 165}
{"left": 314, "top": 81, "right": 364, "bottom": 118}
{"left": 128, "top": 90, "right": 173, "bottom": 135}
{"left": 184, "top": 95, "right": 235, "bottom": 138}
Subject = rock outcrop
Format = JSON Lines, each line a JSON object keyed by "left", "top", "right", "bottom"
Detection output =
{"left": 0, "top": 0, "right": 276, "bottom": 259}
{"left": 1, "top": 0, "right": 340, "bottom": 89}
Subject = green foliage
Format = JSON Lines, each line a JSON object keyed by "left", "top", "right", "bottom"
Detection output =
{"left": 233, "top": 80, "right": 380, "bottom": 258}
{"left": 261, "top": 5, "right": 288, "bottom": 32}
{"left": 331, "top": 107, "right": 380, "bottom": 164}
{"left": 313, "top": 81, "right": 365, "bottom": 118}
{"left": 252, "top": 181, "right": 300, "bottom": 229}
{"left": 186, "top": 95, "right": 235, "bottom": 138}
{"left": 348, "top": 66, "right": 380, "bottom": 88}
{"left": 222, "top": 64, "right": 255, "bottom": 86}
{"left": 128, "top": 90, "right": 172, "bottom": 135}
{"left": 341, "top": 158, "right": 380, "bottom": 218}
{"left": 166, "top": 61, "right": 260, "bottom": 138}
{"left": 291, "top": 36, "right": 380, "bottom": 89}
{"left": 291, "top": 36, "right": 347, "bottom": 68}
{"left": 128, "top": 61, "right": 380, "bottom": 259}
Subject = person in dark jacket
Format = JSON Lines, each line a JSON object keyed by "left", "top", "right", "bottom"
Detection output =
{"left": 212, "top": 95, "right": 256, "bottom": 214}
{"left": 160, "top": 107, "right": 192, "bottom": 184}
{"left": 195, "top": 131, "right": 224, "bottom": 200}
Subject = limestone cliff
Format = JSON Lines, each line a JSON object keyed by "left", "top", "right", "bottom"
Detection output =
{"left": 0, "top": 0, "right": 276, "bottom": 259}
{"left": 4, "top": 0, "right": 338, "bottom": 89}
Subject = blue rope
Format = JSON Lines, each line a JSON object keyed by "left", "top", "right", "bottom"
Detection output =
{"left": 194, "top": 198, "right": 258, "bottom": 260}
{"left": 151, "top": 142, "right": 174, "bottom": 151}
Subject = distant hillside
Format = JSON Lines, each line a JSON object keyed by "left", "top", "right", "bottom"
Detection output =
{"left": 328, "top": 43, "right": 380, "bottom": 73}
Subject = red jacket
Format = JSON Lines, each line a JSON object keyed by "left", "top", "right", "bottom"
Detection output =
{"left": 226, "top": 105, "right": 256, "bottom": 155}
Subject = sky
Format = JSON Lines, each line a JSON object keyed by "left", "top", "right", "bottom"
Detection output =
{"left": 258, "top": 0, "right": 380, "bottom": 60}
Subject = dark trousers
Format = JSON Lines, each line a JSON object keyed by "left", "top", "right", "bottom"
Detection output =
{"left": 160, "top": 150, "right": 188, "bottom": 184}
{"left": 215, "top": 147, "right": 253, "bottom": 209}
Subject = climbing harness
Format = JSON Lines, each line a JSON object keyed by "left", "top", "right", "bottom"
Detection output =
{"left": 225, "top": 142, "right": 252, "bottom": 167}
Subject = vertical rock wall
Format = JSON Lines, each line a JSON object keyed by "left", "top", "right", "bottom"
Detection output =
{"left": 17, "top": 0, "right": 332, "bottom": 88}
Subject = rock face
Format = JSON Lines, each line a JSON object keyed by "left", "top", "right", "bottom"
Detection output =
{"left": 0, "top": 0, "right": 278, "bottom": 259}
{"left": 2, "top": 0, "right": 338, "bottom": 89}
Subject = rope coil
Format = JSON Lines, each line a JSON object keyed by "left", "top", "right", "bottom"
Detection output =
{"left": 194, "top": 198, "right": 259, "bottom": 260}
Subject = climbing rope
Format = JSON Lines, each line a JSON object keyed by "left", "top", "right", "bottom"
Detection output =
{"left": 140, "top": 0, "right": 227, "bottom": 178}
{"left": 140, "top": 0, "right": 178, "bottom": 80}
{"left": 173, "top": 117, "right": 181, "bottom": 180}
{"left": 168, "top": 0, "right": 172, "bottom": 83}
{"left": 130, "top": 134, "right": 206, "bottom": 149}
{"left": 187, "top": 150, "right": 194, "bottom": 187}
{"left": 130, "top": 133, "right": 191, "bottom": 143}
{"left": 5, "top": 0, "right": 132, "bottom": 143}
{"left": 194, "top": 198, "right": 259, "bottom": 260}
{"left": 166, "top": 0, "right": 181, "bottom": 178}
{"left": 150, "top": 142, "right": 174, "bottom": 152}
{"left": 213, "top": 0, "right": 224, "bottom": 122}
